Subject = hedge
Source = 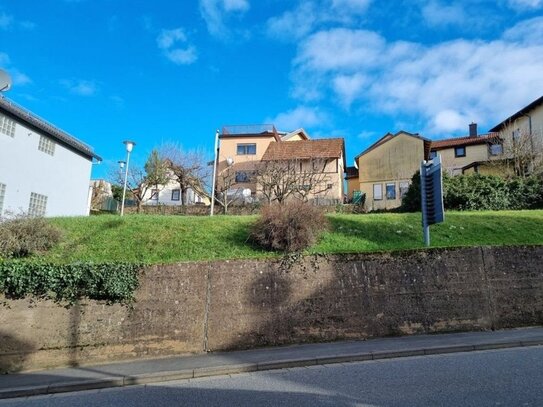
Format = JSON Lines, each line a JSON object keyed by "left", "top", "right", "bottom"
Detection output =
{"left": 401, "top": 173, "right": 543, "bottom": 212}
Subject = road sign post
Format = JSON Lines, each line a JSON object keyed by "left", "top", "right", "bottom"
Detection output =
{"left": 420, "top": 154, "right": 444, "bottom": 246}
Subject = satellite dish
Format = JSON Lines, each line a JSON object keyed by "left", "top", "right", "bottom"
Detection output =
{"left": 0, "top": 69, "right": 12, "bottom": 92}
{"left": 242, "top": 188, "right": 251, "bottom": 198}
{"left": 226, "top": 157, "right": 234, "bottom": 166}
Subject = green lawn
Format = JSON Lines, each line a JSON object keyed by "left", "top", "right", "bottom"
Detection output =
{"left": 43, "top": 210, "right": 543, "bottom": 264}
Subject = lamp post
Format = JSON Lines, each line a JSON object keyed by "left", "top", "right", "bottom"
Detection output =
{"left": 210, "top": 130, "right": 219, "bottom": 216}
{"left": 120, "top": 140, "right": 136, "bottom": 216}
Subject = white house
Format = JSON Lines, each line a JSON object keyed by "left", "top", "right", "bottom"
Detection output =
{"left": 0, "top": 96, "right": 101, "bottom": 217}
{"left": 141, "top": 179, "right": 209, "bottom": 206}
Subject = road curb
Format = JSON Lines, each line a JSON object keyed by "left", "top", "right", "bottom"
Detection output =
{"left": 1, "top": 339, "right": 541, "bottom": 400}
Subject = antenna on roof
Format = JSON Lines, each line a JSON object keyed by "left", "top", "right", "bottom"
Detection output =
{"left": 0, "top": 69, "right": 12, "bottom": 92}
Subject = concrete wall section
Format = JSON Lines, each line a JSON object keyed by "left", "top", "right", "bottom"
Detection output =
{"left": 1, "top": 246, "right": 542, "bottom": 373}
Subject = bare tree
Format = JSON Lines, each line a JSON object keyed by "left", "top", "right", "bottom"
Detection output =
{"left": 255, "top": 160, "right": 298, "bottom": 204}
{"left": 255, "top": 158, "right": 333, "bottom": 204}
{"left": 489, "top": 126, "right": 543, "bottom": 177}
{"left": 144, "top": 149, "right": 170, "bottom": 203}
{"left": 159, "top": 143, "right": 210, "bottom": 205}
{"left": 213, "top": 165, "right": 241, "bottom": 214}
{"left": 89, "top": 180, "right": 112, "bottom": 211}
{"left": 110, "top": 164, "right": 153, "bottom": 213}
{"left": 293, "top": 158, "right": 332, "bottom": 202}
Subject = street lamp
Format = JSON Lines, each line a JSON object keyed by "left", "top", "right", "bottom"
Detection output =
{"left": 120, "top": 140, "right": 136, "bottom": 216}
{"left": 210, "top": 130, "right": 219, "bottom": 216}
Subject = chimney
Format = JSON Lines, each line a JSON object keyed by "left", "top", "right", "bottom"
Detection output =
{"left": 469, "top": 122, "right": 477, "bottom": 138}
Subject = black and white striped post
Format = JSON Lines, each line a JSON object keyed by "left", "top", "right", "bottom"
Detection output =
{"left": 420, "top": 154, "right": 444, "bottom": 246}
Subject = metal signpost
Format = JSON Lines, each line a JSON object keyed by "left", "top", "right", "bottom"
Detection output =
{"left": 420, "top": 154, "right": 444, "bottom": 246}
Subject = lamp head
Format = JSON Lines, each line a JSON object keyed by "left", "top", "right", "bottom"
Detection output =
{"left": 123, "top": 140, "right": 136, "bottom": 153}
{"left": 118, "top": 160, "right": 126, "bottom": 169}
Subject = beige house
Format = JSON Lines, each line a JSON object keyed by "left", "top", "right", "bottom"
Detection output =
{"left": 488, "top": 95, "right": 543, "bottom": 176}
{"left": 216, "top": 125, "right": 345, "bottom": 204}
{"left": 352, "top": 131, "right": 431, "bottom": 211}
{"left": 430, "top": 123, "right": 503, "bottom": 175}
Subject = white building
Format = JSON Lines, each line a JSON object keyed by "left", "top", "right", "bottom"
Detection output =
{"left": 0, "top": 96, "right": 101, "bottom": 217}
{"left": 142, "top": 179, "right": 209, "bottom": 206}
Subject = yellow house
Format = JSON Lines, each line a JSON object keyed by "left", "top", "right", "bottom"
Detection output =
{"left": 488, "top": 95, "right": 543, "bottom": 176}
{"left": 430, "top": 123, "right": 503, "bottom": 175}
{"left": 352, "top": 131, "right": 431, "bottom": 211}
{"left": 216, "top": 124, "right": 345, "bottom": 204}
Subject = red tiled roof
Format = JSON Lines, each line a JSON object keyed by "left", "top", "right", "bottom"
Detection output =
{"left": 261, "top": 138, "right": 344, "bottom": 161}
{"left": 431, "top": 133, "right": 500, "bottom": 150}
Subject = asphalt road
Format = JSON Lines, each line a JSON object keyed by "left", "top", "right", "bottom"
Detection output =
{"left": 2, "top": 346, "right": 542, "bottom": 406}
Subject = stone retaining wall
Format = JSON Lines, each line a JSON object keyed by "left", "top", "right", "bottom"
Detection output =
{"left": 1, "top": 246, "right": 542, "bottom": 373}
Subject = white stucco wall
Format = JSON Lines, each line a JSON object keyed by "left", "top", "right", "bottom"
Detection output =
{"left": 0, "top": 116, "right": 92, "bottom": 217}
{"left": 141, "top": 179, "right": 209, "bottom": 206}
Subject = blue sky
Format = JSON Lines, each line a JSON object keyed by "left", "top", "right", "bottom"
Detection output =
{"left": 1, "top": 0, "right": 542, "bottom": 179}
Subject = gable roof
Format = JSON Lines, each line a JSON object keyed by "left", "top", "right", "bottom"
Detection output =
{"left": 489, "top": 95, "right": 543, "bottom": 132}
{"left": 431, "top": 133, "right": 500, "bottom": 150}
{"left": 262, "top": 138, "right": 344, "bottom": 162}
{"left": 281, "top": 128, "right": 310, "bottom": 141}
{"left": 0, "top": 96, "right": 101, "bottom": 161}
{"left": 355, "top": 131, "right": 431, "bottom": 161}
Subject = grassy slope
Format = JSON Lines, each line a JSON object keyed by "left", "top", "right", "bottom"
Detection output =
{"left": 45, "top": 210, "right": 543, "bottom": 264}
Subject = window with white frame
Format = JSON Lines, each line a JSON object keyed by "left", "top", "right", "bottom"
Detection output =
{"left": 28, "top": 192, "right": 47, "bottom": 217}
{"left": 171, "top": 189, "right": 180, "bottom": 201}
{"left": 386, "top": 183, "right": 396, "bottom": 200}
{"left": 373, "top": 183, "right": 383, "bottom": 200}
{"left": 0, "top": 183, "right": 6, "bottom": 215}
{"left": 0, "top": 113, "right": 16, "bottom": 137}
{"left": 38, "top": 135, "right": 56, "bottom": 156}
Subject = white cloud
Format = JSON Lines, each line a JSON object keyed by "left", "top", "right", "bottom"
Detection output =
{"left": 19, "top": 21, "right": 36, "bottom": 30}
{"left": 11, "top": 71, "right": 31, "bottom": 86}
{"left": 507, "top": 0, "right": 542, "bottom": 9}
{"left": 157, "top": 28, "right": 197, "bottom": 65}
{"left": 199, "top": 0, "right": 250, "bottom": 37}
{"left": 503, "top": 16, "right": 543, "bottom": 43}
{"left": 331, "top": 0, "right": 371, "bottom": 14}
{"left": 0, "top": 52, "right": 10, "bottom": 66}
{"left": 266, "top": 106, "right": 327, "bottom": 131}
{"left": 0, "top": 53, "right": 32, "bottom": 87}
{"left": 60, "top": 79, "right": 98, "bottom": 96}
{"left": 290, "top": 20, "right": 543, "bottom": 134}
{"left": 0, "top": 12, "right": 13, "bottom": 29}
{"left": 332, "top": 73, "right": 367, "bottom": 107}
{"left": 421, "top": 1, "right": 467, "bottom": 27}
{"left": 266, "top": 0, "right": 372, "bottom": 41}
{"left": 294, "top": 28, "right": 385, "bottom": 72}
{"left": 266, "top": 2, "right": 317, "bottom": 41}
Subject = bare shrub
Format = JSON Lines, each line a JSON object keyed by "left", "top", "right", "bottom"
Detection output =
{"left": 250, "top": 201, "right": 329, "bottom": 252}
{"left": 0, "top": 213, "right": 62, "bottom": 258}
